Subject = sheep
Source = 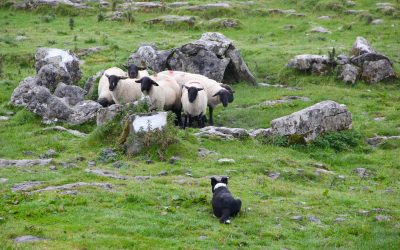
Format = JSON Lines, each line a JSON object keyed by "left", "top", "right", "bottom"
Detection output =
{"left": 104, "top": 74, "right": 143, "bottom": 105}
{"left": 181, "top": 81, "right": 207, "bottom": 128}
{"left": 135, "top": 75, "right": 182, "bottom": 125}
{"left": 157, "top": 70, "right": 234, "bottom": 125}
{"left": 97, "top": 67, "right": 127, "bottom": 107}
{"left": 123, "top": 64, "right": 149, "bottom": 79}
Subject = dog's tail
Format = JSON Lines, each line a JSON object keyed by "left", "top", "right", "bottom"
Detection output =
{"left": 219, "top": 209, "right": 231, "bottom": 224}
{"left": 234, "top": 199, "right": 242, "bottom": 215}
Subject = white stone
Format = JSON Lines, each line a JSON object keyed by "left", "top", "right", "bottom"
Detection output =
{"left": 133, "top": 112, "right": 168, "bottom": 132}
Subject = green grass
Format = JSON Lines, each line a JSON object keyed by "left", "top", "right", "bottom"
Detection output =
{"left": 0, "top": 0, "right": 400, "bottom": 249}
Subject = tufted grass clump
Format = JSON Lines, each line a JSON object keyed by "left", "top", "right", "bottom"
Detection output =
{"left": 310, "top": 130, "right": 363, "bottom": 152}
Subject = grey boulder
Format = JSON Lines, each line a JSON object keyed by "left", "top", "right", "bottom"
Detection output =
{"left": 36, "top": 64, "right": 72, "bottom": 92}
{"left": 361, "top": 59, "right": 396, "bottom": 83}
{"left": 338, "top": 64, "right": 360, "bottom": 84}
{"left": 54, "top": 82, "right": 86, "bottom": 106}
{"left": 351, "top": 36, "right": 376, "bottom": 56}
{"left": 35, "top": 48, "right": 81, "bottom": 84}
{"left": 270, "top": 100, "right": 352, "bottom": 142}
{"left": 128, "top": 45, "right": 172, "bottom": 72}
{"left": 287, "top": 55, "right": 329, "bottom": 71}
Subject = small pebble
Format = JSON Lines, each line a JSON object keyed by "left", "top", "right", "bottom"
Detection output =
{"left": 291, "top": 215, "right": 303, "bottom": 221}
{"left": 335, "top": 217, "right": 346, "bottom": 222}
{"left": 158, "top": 171, "right": 168, "bottom": 176}
{"left": 49, "top": 166, "right": 57, "bottom": 171}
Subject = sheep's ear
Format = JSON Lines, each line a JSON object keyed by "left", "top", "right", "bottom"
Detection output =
{"left": 212, "top": 90, "right": 222, "bottom": 97}
{"left": 119, "top": 76, "right": 128, "bottom": 80}
{"left": 183, "top": 86, "right": 189, "bottom": 90}
{"left": 104, "top": 73, "right": 110, "bottom": 78}
{"left": 151, "top": 80, "right": 159, "bottom": 86}
{"left": 221, "top": 176, "right": 228, "bottom": 184}
{"left": 135, "top": 79, "right": 141, "bottom": 83}
{"left": 196, "top": 88, "right": 204, "bottom": 91}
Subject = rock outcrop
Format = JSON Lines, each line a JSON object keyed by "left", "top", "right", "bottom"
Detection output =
{"left": 128, "top": 32, "right": 257, "bottom": 85}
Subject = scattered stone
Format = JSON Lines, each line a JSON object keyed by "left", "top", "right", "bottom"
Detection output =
{"left": 169, "top": 156, "right": 180, "bottom": 164}
{"left": 361, "top": 59, "right": 396, "bottom": 83}
{"left": 85, "top": 169, "right": 128, "bottom": 180}
{"left": 346, "top": 1, "right": 356, "bottom": 6}
{"left": 337, "top": 175, "right": 346, "bottom": 180}
{"left": 168, "top": 2, "right": 188, "bottom": 8}
{"left": 96, "top": 104, "right": 124, "bottom": 126}
{"left": 125, "top": 112, "right": 168, "bottom": 155}
{"left": 112, "top": 161, "right": 127, "bottom": 169}
{"left": 308, "top": 216, "right": 321, "bottom": 224}
{"left": 145, "top": 159, "right": 154, "bottom": 164}
{"left": 0, "top": 116, "right": 9, "bottom": 121}
{"left": 98, "top": 148, "right": 118, "bottom": 163}
{"left": 12, "top": 181, "right": 44, "bottom": 192}
{"left": 29, "top": 182, "right": 112, "bottom": 193}
{"left": 338, "top": 64, "right": 360, "bottom": 84}
{"left": 358, "top": 210, "right": 370, "bottom": 216}
{"left": 318, "top": 16, "right": 331, "bottom": 20}
{"left": 258, "top": 96, "right": 311, "bottom": 107}
{"left": 337, "top": 55, "right": 350, "bottom": 65}
{"left": 315, "top": 168, "right": 333, "bottom": 176}
{"left": 0, "top": 178, "right": 8, "bottom": 184}
{"left": 83, "top": 70, "right": 104, "bottom": 97}
{"left": 186, "top": 3, "right": 231, "bottom": 11}
{"left": 128, "top": 45, "right": 172, "bottom": 72}
{"left": 160, "top": 211, "right": 168, "bottom": 216}
{"left": 384, "top": 188, "right": 393, "bottom": 193}
{"left": 60, "top": 161, "right": 78, "bottom": 168}
{"left": 36, "top": 65, "right": 72, "bottom": 92}
{"left": 268, "top": 9, "right": 296, "bottom": 14}
{"left": 309, "top": 26, "right": 331, "bottom": 33}
{"left": 372, "top": 208, "right": 387, "bottom": 213}
{"left": 145, "top": 15, "right": 196, "bottom": 26}
{"left": 87, "top": 161, "right": 96, "bottom": 167}
{"left": 353, "top": 167, "right": 371, "bottom": 178}
{"left": 287, "top": 54, "right": 329, "bottom": 71}
{"left": 374, "top": 117, "right": 385, "bottom": 122}
{"left": 62, "top": 190, "right": 78, "bottom": 195}
{"left": 350, "top": 53, "right": 392, "bottom": 68}
{"left": 23, "top": 151, "right": 35, "bottom": 156}
{"left": 311, "top": 62, "right": 330, "bottom": 75}
{"left": 134, "top": 176, "right": 151, "bottom": 181}
{"left": 366, "top": 135, "right": 400, "bottom": 146}
{"left": 199, "top": 235, "right": 207, "bottom": 240}
{"left": 371, "top": 19, "right": 384, "bottom": 25}
{"left": 291, "top": 215, "right": 303, "bottom": 221}
{"left": 195, "top": 126, "right": 248, "bottom": 139}
{"left": 351, "top": 36, "right": 376, "bottom": 56}
{"left": 218, "top": 158, "right": 236, "bottom": 164}
{"left": 107, "top": 11, "right": 124, "bottom": 21}
{"left": 283, "top": 25, "right": 295, "bottom": 30}
{"left": 49, "top": 165, "right": 57, "bottom": 171}
{"left": 77, "top": 46, "right": 107, "bottom": 57}
{"left": 198, "top": 148, "right": 218, "bottom": 157}
{"left": 249, "top": 128, "right": 273, "bottom": 138}
{"left": 133, "top": 2, "right": 163, "bottom": 9}
{"left": 14, "top": 235, "right": 44, "bottom": 243}
{"left": 375, "top": 215, "right": 390, "bottom": 221}
{"left": 376, "top": 3, "right": 396, "bottom": 15}
{"left": 42, "top": 126, "right": 87, "bottom": 138}
{"left": 270, "top": 100, "right": 352, "bottom": 142}
{"left": 158, "top": 170, "right": 168, "bottom": 176}
{"left": 54, "top": 82, "right": 86, "bottom": 106}
{"left": 15, "top": 35, "right": 27, "bottom": 41}
{"left": 266, "top": 171, "right": 280, "bottom": 180}
{"left": 335, "top": 217, "right": 346, "bottom": 222}
{"left": 344, "top": 10, "right": 367, "bottom": 15}
{"left": 206, "top": 18, "right": 241, "bottom": 29}
{"left": 0, "top": 159, "right": 52, "bottom": 168}
{"left": 35, "top": 47, "right": 81, "bottom": 84}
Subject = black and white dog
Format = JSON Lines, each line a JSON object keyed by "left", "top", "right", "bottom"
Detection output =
{"left": 211, "top": 177, "right": 241, "bottom": 224}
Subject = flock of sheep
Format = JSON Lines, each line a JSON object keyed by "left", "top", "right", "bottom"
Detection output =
{"left": 97, "top": 64, "right": 235, "bottom": 128}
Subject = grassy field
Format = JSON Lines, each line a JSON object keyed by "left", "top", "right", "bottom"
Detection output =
{"left": 0, "top": 0, "right": 400, "bottom": 249}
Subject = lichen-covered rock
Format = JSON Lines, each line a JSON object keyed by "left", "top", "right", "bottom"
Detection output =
{"left": 83, "top": 70, "right": 104, "bottom": 97}
{"left": 311, "top": 62, "right": 329, "bottom": 75}
{"left": 186, "top": 3, "right": 231, "bottom": 11}
{"left": 168, "top": 2, "right": 188, "bottom": 8}
{"left": 133, "top": 2, "right": 163, "bottom": 8}
{"left": 36, "top": 64, "right": 72, "bottom": 92}
{"left": 351, "top": 36, "right": 376, "bottom": 56}
{"left": 10, "top": 76, "right": 38, "bottom": 107}
{"left": 145, "top": 15, "right": 196, "bottom": 26}
{"left": 376, "top": 3, "right": 396, "bottom": 15}
{"left": 206, "top": 18, "right": 241, "bottom": 29}
{"left": 128, "top": 33, "right": 257, "bottom": 85}
{"left": 195, "top": 126, "right": 249, "bottom": 139}
{"left": 338, "top": 64, "right": 360, "bottom": 84}
{"left": 287, "top": 55, "right": 329, "bottom": 71}
{"left": 309, "top": 26, "right": 330, "bottom": 33}
{"left": 14, "top": 0, "right": 84, "bottom": 9}
{"left": 128, "top": 45, "right": 172, "bottom": 72}
{"left": 69, "top": 100, "right": 102, "bottom": 125}
{"left": 270, "top": 100, "right": 352, "bottom": 142}
{"left": 96, "top": 104, "right": 124, "bottom": 126}
{"left": 54, "top": 82, "right": 86, "bottom": 106}
{"left": 361, "top": 59, "right": 396, "bottom": 83}
{"left": 35, "top": 48, "right": 81, "bottom": 84}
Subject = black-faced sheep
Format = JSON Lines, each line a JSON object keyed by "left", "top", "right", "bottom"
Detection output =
{"left": 123, "top": 64, "right": 149, "bottom": 79}
{"left": 97, "top": 67, "right": 127, "bottom": 107}
{"left": 104, "top": 74, "right": 142, "bottom": 105}
{"left": 181, "top": 81, "right": 207, "bottom": 128}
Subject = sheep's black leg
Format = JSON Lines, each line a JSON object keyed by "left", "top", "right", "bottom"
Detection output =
{"left": 183, "top": 114, "right": 188, "bottom": 129}
{"left": 209, "top": 106, "right": 214, "bottom": 126}
{"left": 188, "top": 116, "right": 193, "bottom": 127}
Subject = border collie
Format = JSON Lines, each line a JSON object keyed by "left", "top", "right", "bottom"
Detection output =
{"left": 211, "top": 177, "right": 242, "bottom": 224}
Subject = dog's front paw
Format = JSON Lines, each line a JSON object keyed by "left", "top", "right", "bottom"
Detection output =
{"left": 224, "top": 220, "right": 231, "bottom": 224}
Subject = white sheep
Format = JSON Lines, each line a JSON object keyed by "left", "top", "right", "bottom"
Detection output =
{"left": 135, "top": 75, "right": 182, "bottom": 124}
{"left": 104, "top": 74, "right": 143, "bottom": 105}
{"left": 181, "top": 81, "right": 207, "bottom": 128}
{"left": 157, "top": 70, "right": 234, "bottom": 125}
{"left": 97, "top": 67, "right": 127, "bottom": 107}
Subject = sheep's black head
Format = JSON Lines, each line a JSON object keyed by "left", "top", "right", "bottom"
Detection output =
{"left": 221, "top": 84, "right": 235, "bottom": 103}
{"left": 184, "top": 86, "right": 204, "bottom": 103}
{"left": 105, "top": 74, "right": 128, "bottom": 91}
{"left": 135, "top": 77, "right": 158, "bottom": 94}
{"left": 210, "top": 176, "right": 229, "bottom": 193}
{"left": 123, "top": 64, "right": 146, "bottom": 79}
{"left": 213, "top": 89, "right": 231, "bottom": 107}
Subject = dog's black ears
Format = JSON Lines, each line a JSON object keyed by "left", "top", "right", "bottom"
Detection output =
{"left": 210, "top": 177, "right": 218, "bottom": 186}
{"left": 221, "top": 176, "right": 228, "bottom": 184}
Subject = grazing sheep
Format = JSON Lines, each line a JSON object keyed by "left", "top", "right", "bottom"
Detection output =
{"left": 157, "top": 70, "right": 234, "bottom": 125}
{"left": 123, "top": 64, "right": 149, "bottom": 79}
{"left": 104, "top": 74, "right": 142, "bottom": 105}
{"left": 181, "top": 81, "right": 207, "bottom": 128}
{"left": 98, "top": 67, "right": 127, "bottom": 107}
{"left": 135, "top": 76, "right": 182, "bottom": 124}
